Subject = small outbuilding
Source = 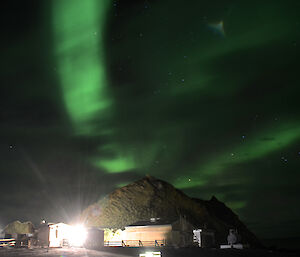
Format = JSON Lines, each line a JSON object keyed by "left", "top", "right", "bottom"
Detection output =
{"left": 85, "top": 227, "right": 104, "bottom": 249}
{"left": 193, "top": 228, "right": 215, "bottom": 248}
{"left": 37, "top": 222, "right": 88, "bottom": 248}
{"left": 38, "top": 222, "right": 71, "bottom": 247}
{"left": 122, "top": 217, "right": 194, "bottom": 247}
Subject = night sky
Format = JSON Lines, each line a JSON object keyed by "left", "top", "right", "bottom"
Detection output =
{"left": 1, "top": 0, "right": 300, "bottom": 240}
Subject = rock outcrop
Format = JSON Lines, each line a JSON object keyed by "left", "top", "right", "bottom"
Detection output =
{"left": 3, "top": 220, "right": 34, "bottom": 235}
{"left": 81, "top": 176, "right": 262, "bottom": 247}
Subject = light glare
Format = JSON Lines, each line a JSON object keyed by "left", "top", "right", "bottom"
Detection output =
{"left": 139, "top": 252, "right": 161, "bottom": 257}
{"left": 69, "top": 224, "right": 87, "bottom": 247}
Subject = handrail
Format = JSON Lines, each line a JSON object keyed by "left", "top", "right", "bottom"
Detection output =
{"left": 104, "top": 239, "right": 165, "bottom": 247}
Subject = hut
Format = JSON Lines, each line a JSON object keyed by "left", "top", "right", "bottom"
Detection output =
{"left": 85, "top": 227, "right": 104, "bottom": 249}
{"left": 37, "top": 222, "right": 71, "bottom": 247}
{"left": 37, "top": 222, "right": 88, "bottom": 248}
{"left": 193, "top": 228, "right": 215, "bottom": 247}
{"left": 121, "top": 217, "right": 194, "bottom": 247}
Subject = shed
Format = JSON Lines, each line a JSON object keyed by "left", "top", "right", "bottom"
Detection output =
{"left": 122, "top": 217, "right": 194, "bottom": 247}
{"left": 38, "top": 223, "right": 71, "bottom": 247}
{"left": 193, "top": 228, "right": 215, "bottom": 247}
{"left": 48, "top": 223, "right": 72, "bottom": 247}
{"left": 85, "top": 227, "right": 104, "bottom": 249}
{"left": 37, "top": 223, "right": 87, "bottom": 248}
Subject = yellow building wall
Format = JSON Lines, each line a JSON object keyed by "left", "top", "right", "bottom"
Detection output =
{"left": 123, "top": 225, "right": 172, "bottom": 245}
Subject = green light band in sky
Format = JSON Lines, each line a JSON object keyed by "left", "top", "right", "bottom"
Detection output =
{"left": 53, "top": 0, "right": 111, "bottom": 135}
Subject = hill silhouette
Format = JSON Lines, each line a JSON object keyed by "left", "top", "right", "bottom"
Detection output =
{"left": 81, "top": 176, "right": 262, "bottom": 247}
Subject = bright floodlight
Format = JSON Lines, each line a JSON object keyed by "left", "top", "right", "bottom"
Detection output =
{"left": 68, "top": 224, "right": 87, "bottom": 247}
{"left": 139, "top": 252, "right": 161, "bottom": 257}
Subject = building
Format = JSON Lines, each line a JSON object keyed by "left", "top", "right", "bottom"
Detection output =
{"left": 37, "top": 222, "right": 104, "bottom": 248}
{"left": 37, "top": 222, "right": 88, "bottom": 248}
{"left": 85, "top": 227, "right": 104, "bottom": 249}
{"left": 38, "top": 223, "right": 70, "bottom": 247}
{"left": 2, "top": 221, "right": 34, "bottom": 247}
{"left": 3, "top": 221, "right": 34, "bottom": 239}
{"left": 49, "top": 223, "right": 72, "bottom": 247}
{"left": 193, "top": 228, "right": 215, "bottom": 248}
{"left": 120, "top": 217, "right": 194, "bottom": 247}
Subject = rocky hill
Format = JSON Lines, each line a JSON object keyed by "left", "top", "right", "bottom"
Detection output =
{"left": 3, "top": 220, "right": 34, "bottom": 235}
{"left": 81, "top": 176, "right": 262, "bottom": 247}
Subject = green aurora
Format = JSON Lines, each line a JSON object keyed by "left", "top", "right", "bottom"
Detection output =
{"left": 52, "top": 1, "right": 300, "bottom": 217}
{"left": 1, "top": 0, "right": 297, "bottom": 239}
{"left": 53, "top": 0, "right": 112, "bottom": 135}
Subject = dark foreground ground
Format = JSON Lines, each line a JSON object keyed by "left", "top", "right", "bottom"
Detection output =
{"left": 0, "top": 247, "right": 299, "bottom": 257}
{"left": 261, "top": 237, "right": 300, "bottom": 250}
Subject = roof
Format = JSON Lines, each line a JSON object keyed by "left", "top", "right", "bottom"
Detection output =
{"left": 126, "top": 218, "right": 177, "bottom": 227}
{"left": 48, "top": 223, "right": 70, "bottom": 228}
